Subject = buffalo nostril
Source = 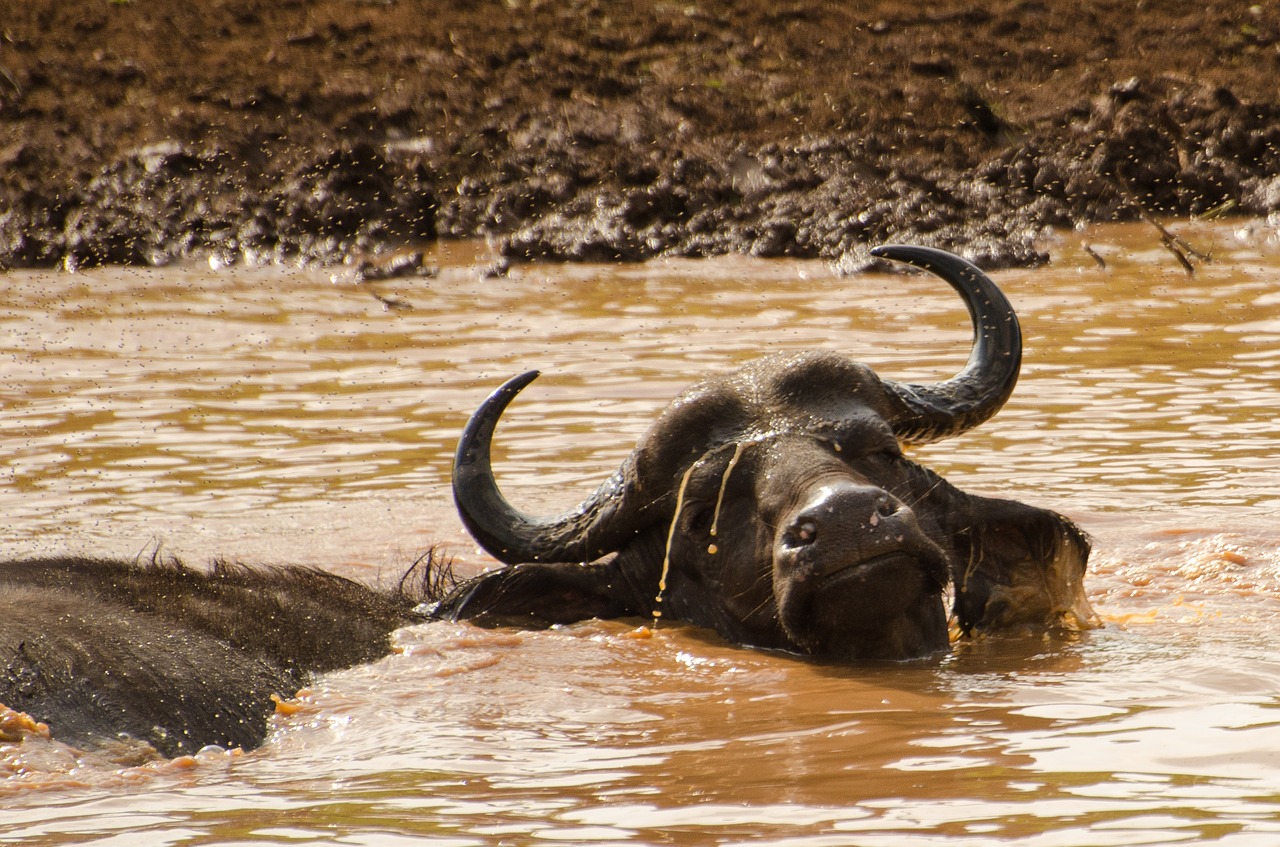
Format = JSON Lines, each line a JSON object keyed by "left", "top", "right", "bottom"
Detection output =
{"left": 868, "top": 496, "right": 896, "bottom": 526}
{"left": 788, "top": 519, "right": 818, "bottom": 547}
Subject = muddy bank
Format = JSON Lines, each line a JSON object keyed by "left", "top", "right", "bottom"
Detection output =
{"left": 4, "top": 0, "right": 1280, "bottom": 272}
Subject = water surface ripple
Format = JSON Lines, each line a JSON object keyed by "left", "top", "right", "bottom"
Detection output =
{"left": 4, "top": 223, "right": 1280, "bottom": 845}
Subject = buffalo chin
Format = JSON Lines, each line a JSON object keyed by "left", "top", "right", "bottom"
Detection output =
{"left": 778, "top": 553, "right": 951, "bottom": 661}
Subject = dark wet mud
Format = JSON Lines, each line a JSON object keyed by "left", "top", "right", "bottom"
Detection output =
{"left": 4, "top": 0, "right": 1280, "bottom": 271}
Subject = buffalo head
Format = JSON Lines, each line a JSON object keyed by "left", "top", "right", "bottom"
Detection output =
{"left": 439, "top": 246, "right": 1095, "bottom": 661}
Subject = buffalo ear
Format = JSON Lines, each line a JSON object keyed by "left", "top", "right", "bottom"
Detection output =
{"left": 432, "top": 559, "right": 644, "bottom": 628}
{"left": 951, "top": 496, "right": 1098, "bottom": 635}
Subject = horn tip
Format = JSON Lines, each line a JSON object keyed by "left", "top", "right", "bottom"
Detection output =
{"left": 870, "top": 244, "right": 953, "bottom": 266}
{"left": 503, "top": 370, "right": 541, "bottom": 392}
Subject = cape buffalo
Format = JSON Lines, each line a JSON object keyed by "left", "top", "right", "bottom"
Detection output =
{"left": 440, "top": 245, "right": 1096, "bottom": 660}
{"left": 1, "top": 244, "right": 1093, "bottom": 758}
{"left": 0, "top": 555, "right": 433, "bottom": 756}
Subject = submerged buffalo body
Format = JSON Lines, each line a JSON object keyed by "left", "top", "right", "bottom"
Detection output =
{"left": 0, "top": 556, "right": 428, "bottom": 756}
{"left": 440, "top": 245, "right": 1095, "bottom": 659}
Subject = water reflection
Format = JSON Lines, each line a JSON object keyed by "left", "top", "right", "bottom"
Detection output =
{"left": 5, "top": 222, "right": 1280, "bottom": 844}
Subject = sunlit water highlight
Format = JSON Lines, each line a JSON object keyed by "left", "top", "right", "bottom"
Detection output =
{"left": 4, "top": 221, "right": 1280, "bottom": 845}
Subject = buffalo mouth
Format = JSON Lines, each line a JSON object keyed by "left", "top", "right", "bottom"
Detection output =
{"left": 818, "top": 551, "right": 934, "bottom": 591}
{"left": 778, "top": 550, "right": 950, "bottom": 661}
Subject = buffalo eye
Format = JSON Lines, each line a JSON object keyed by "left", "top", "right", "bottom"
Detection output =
{"left": 832, "top": 438, "right": 900, "bottom": 465}
{"left": 867, "top": 445, "right": 902, "bottom": 465}
{"left": 684, "top": 506, "right": 715, "bottom": 536}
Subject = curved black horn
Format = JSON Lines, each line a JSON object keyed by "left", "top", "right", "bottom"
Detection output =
{"left": 869, "top": 245, "right": 1022, "bottom": 443}
{"left": 452, "top": 370, "right": 639, "bottom": 565}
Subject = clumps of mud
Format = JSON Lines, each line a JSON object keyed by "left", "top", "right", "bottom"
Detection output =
{"left": 984, "top": 78, "right": 1280, "bottom": 229}
{"left": 494, "top": 77, "right": 1280, "bottom": 272}
{"left": 4, "top": 76, "right": 1280, "bottom": 273}
{"left": 3, "top": 141, "right": 437, "bottom": 271}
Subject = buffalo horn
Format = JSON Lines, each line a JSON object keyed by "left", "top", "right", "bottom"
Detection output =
{"left": 452, "top": 370, "right": 638, "bottom": 565}
{"left": 869, "top": 245, "right": 1022, "bottom": 444}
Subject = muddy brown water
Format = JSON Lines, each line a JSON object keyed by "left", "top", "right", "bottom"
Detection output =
{"left": 4, "top": 221, "right": 1280, "bottom": 844}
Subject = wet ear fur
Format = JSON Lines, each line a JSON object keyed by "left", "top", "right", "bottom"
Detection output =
{"left": 433, "top": 558, "right": 646, "bottom": 628}
{"left": 950, "top": 495, "right": 1098, "bottom": 635}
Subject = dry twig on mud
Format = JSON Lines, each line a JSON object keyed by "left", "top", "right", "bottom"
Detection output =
{"left": 1113, "top": 170, "right": 1211, "bottom": 276}
{"left": 1082, "top": 243, "right": 1107, "bottom": 270}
